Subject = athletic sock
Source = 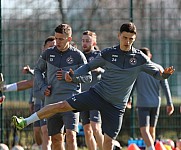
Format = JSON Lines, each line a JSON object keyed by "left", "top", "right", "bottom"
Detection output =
{"left": 4, "top": 83, "right": 17, "bottom": 92}
{"left": 25, "top": 113, "right": 40, "bottom": 126}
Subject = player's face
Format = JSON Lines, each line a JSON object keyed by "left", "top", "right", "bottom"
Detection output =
{"left": 55, "top": 32, "right": 72, "bottom": 51}
{"left": 44, "top": 40, "right": 56, "bottom": 50}
{"left": 82, "top": 35, "right": 94, "bottom": 53}
{"left": 118, "top": 32, "right": 136, "bottom": 51}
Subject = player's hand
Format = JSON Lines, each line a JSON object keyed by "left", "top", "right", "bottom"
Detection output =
{"left": 44, "top": 85, "right": 51, "bottom": 96}
{"left": 0, "top": 95, "right": 5, "bottom": 105}
{"left": 167, "top": 104, "right": 174, "bottom": 116}
{"left": 22, "top": 65, "right": 31, "bottom": 74}
{"left": 56, "top": 69, "right": 63, "bottom": 80}
{"left": 163, "top": 66, "right": 175, "bottom": 75}
{"left": 65, "top": 68, "right": 74, "bottom": 82}
{"left": 126, "top": 101, "right": 132, "bottom": 109}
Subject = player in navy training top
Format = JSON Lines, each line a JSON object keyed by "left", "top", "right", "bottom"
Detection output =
{"left": 12, "top": 22, "right": 175, "bottom": 150}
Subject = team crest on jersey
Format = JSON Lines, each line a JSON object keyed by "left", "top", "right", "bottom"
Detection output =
{"left": 89, "top": 57, "right": 94, "bottom": 62}
{"left": 66, "top": 56, "right": 74, "bottom": 64}
{"left": 129, "top": 57, "right": 137, "bottom": 65}
{"left": 71, "top": 96, "right": 77, "bottom": 101}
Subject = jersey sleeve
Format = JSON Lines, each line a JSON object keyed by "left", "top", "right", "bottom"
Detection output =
{"left": 141, "top": 60, "right": 167, "bottom": 80}
{"left": 160, "top": 79, "right": 173, "bottom": 105}
{"left": 34, "top": 52, "right": 48, "bottom": 94}
{"left": 71, "top": 50, "right": 92, "bottom": 83}
{"left": 72, "top": 52, "right": 106, "bottom": 78}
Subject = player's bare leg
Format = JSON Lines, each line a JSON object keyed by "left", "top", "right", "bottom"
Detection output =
{"left": 16, "top": 79, "right": 33, "bottom": 91}
{"left": 83, "top": 124, "right": 97, "bottom": 150}
{"left": 3, "top": 79, "right": 33, "bottom": 92}
{"left": 91, "top": 121, "right": 103, "bottom": 150}
{"left": 12, "top": 101, "right": 74, "bottom": 129}
{"left": 103, "top": 134, "right": 114, "bottom": 150}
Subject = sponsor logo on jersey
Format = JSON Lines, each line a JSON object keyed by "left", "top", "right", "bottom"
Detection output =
{"left": 66, "top": 56, "right": 74, "bottom": 64}
{"left": 112, "top": 55, "right": 118, "bottom": 62}
{"left": 50, "top": 55, "right": 55, "bottom": 57}
{"left": 49, "top": 54, "right": 55, "bottom": 62}
{"left": 112, "top": 55, "right": 118, "bottom": 57}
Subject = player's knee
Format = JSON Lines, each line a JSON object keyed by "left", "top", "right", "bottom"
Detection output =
{"left": 57, "top": 101, "right": 72, "bottom": 112}
{"left": 66, "top": 131, "right": 77, "bottom": 143}
{"left": 52, "top": 134, "right": 64, "bottom": 143}
{"left": 92, "top": 123, "right": 102, "bottom": 134}
{"left": 84, "top": 128, "right": 94, "bottom": 136}
{"left": 103, "top": 137, "right": 113, "bottom": 149}
{"left": 41, "top": 129, "right": 48, "bottom": 137}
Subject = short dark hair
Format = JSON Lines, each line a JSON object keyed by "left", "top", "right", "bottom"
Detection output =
{"left": 140, "top": 47, "right": 151, "bottom": 56}
{"left": 120, "top": 22, "right": 137, "bottom": 34}
{"left": 55, "top": 24, "right": 72, "bottom": 36}
{"left": 44, "top": 36, "right": 55, "bottom": 46}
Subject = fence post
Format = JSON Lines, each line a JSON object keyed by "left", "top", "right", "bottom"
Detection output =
{"left": 0, "top": 0, "right": 4, "bottom": 143}
{"left": 130, "top": 0, "right": 133, "bottom": 22}
{"left": 129, "top": 0, "right": 135, "bottom": 138}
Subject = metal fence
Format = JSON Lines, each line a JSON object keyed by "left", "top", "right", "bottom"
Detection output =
{"left": 0, "top": 0, "right": 181, "bottom": 148}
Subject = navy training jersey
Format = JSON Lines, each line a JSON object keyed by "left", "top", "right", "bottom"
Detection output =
{"left": 73, "top": 45, "right": 168, "bottom": 111}
{"left": 34, "top": 45, "right": 92, "bottom": 105}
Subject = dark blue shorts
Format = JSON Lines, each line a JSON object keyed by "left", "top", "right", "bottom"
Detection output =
{"left": 80, "top": 110, "right": 101, "bottom": 125}
{"left": 67, "top": 88, "right": 124, "bottom": 139}
{"left": 47, "top": 111, "right": 79, "bottom": 136}
{"left": 137, "top": 107, "right": 160, "bottom": 127}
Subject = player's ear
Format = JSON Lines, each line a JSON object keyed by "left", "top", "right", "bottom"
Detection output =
{"left": 118, "top": 32, "right": 121, "bottom": 40}
{"left": 93, "top": 41, "right": 97, "bottom": 46}
{"left": 150, "top": 54, "right": 152, "bottom": 59}
{"left": 118, "top": 32, "right": 120, "bottom": 37}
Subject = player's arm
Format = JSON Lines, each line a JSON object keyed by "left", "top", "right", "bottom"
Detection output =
{"left": 127, "top": 80, "right": 137, "bottom": 109}
{"left": 71, "top": 52, "right": 92, "bottom": 83}
{"left": 34, "top": 54, "right": 49, "bottom": 95}
{"left": 65, "top": 54, "right": 105, "bottom": 82}
{"left": 160, "top": 79, "right": 174, "bottom": 116}
{"left": 57, "top": 68, "right": 92, "bottom": 83}
{"left": 142, "top": 61, "right": 175, "bottom": 80}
